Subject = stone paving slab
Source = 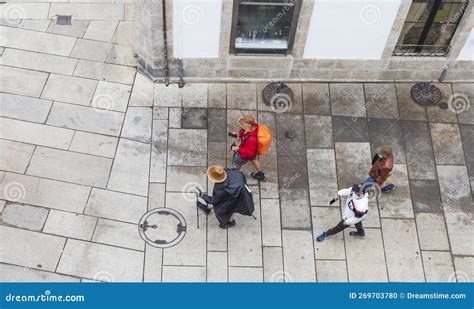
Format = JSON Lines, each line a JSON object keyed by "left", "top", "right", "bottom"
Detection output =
{"left": 0, "top": 65, "right": 48, "bottom": 97}
{"left": 305, "top": 115, "right": 333, "bottom": 148}
{"left": 335, "top": 142, "right": 371, "bottom": 188}
{"left": 453, "top": 83, "right": 474, "bottom": 125}
{"left": 307, "top": 149, "right": 338, "bottom": 205}
{"left": 282, "top": 230, "right": 316, "bottom": 282}
{"left": 0, "top": 139, "right": 35, "bottom": 173}
{"left": 260, "top": 199, "right": 282, "bottom": 247}
{"left": 460, "top": 124, "right": 474, "bottom": 179}
{"left": 364, "top": 83, "right": 399, "bottom": 119}
{"left": 0, "top": 263, "right": 79, "bottom": 282}
{"left": 397, "top": 84, "right": 428, "bottom": 121}
{"left": 263, "top": 247, "right": 284, "bottom": 282}
{"left": 121, "top": 107, "right": 153, "bottom": 143}
{"left": 69, "top": 131, "right": 118, "bottom": 159}
{"left": 415, "top": 212, "right": 450, "bottom": 251}
{"left": 84, "top": 21, "right": 119, "bottom": 42}
{"left": 422, "top": 251, "right": 455, "bottom": 282}
{"left": 430, "top": 123, "right": 465, "bottom": 165}
{"left": 0, "top": 93, "right": 52, "bottom": 124}
{"left": 162, "top": 266, "right": 206, "bottom": 282}
{"left": 92, "top": 81, "right": 132, "bottom": 113}
{"left": 49, "top": 4, "right": 125, "bottom": 21}
{"left": 207, "top": 251, "right": 228, "bottom": 282}
{"left": 144, "top": 246, "right": 163, "bottom": 282}
{"left": 367, "top": 118, "right": 406, "bottom": 164}
{"left": 330, "top": 83, "right": 365, "bottom": 118}
{"left": 92, "top": 219, "right": 144, "bottom": 251}
{"left": 312, "top": 207, "right": 346, "bottom": 260}
{"left": 74, "top": 60, "right": 136, "bottom": 85}
{"left": 378, "top": 164, "right": 414, "bottom": 218}
{"left": 316, "top": 260, "right": 348, "bottom": 282}
{"left": 453, "top": 256, "right": 474, "bottom": 282}
{"left": 333, "top": 116, "right": 369, "bottom": 143}
{"left": 280, "top": 188, "right": 311, "bottom": 229}
{"left": 2, "top": 203, "right": 48, "bottom": 232}
{"left": 43, "top": 210, "right": 97, "bottom": 241}
{"left": 228, "top": 267, "right": 263, "bottom": 282}
{"left": 302, "top": 83, "right": 331, "bottom": 115}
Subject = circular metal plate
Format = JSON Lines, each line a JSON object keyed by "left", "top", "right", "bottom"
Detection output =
{"left": 262, "top": 82, "right": 294, "bottom": 108}
{"left": 138, "top": 208, "right": 187, "bottom": 248}
{"left": 410, "top": 82, "right": 442, "bottom": 106}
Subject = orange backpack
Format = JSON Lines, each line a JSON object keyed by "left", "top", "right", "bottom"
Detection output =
{"left": 257, "top": 124, "right": 273, "bottom": 156}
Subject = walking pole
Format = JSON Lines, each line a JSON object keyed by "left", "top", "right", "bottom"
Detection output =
{"left": 195, "top": 188, "right": 201, "bottom": 229}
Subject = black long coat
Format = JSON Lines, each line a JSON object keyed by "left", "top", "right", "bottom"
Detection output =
{"left": 202, "top": 169, "right": 255, "bottom": 225}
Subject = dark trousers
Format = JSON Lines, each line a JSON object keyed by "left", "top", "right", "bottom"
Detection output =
{"left": 326, "top": 220, "right": 364, "bottom": 236}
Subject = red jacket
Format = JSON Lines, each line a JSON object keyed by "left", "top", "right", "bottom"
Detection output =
{"left": 369, "top": 153, "right": 394, "bottom": 185}
{"left": 238, "top": 128, "right": 258, "bottom": 160}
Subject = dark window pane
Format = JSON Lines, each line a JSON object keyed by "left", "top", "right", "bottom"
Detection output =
{"left": 406, "top": 3, "right": 433, "bottom": 23}
{"left": 398, "top": 22, "right": 425, "bottom": 45}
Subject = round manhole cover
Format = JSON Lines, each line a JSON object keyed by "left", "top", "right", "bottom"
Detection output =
{"left": 410, "top": 82, "right": 442, "bottom": 106}
{"left": 138, "top": 208, "right": 187, "bottom": 248}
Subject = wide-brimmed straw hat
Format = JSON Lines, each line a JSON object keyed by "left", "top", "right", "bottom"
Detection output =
{"left": 376, "top": 145, "right": 393, "bottom": 156}
{"left": 238, "top": 115, "right": 256, "bottom": 129}
{"left": 207, "top": 165, "right": 227, "bottom": 183}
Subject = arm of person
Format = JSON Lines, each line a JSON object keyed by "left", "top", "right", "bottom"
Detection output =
{"left": 337, "top": 188, "right": 352, "bottom": 197}
{"left": 202, "top": 189, "right": 226, "bottom": 205}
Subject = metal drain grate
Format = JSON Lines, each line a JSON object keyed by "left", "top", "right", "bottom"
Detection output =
{"left": 56, "top": 15, "right": 72, "bottom": 25}
{"left": 410, "top": 82, "right": 442, "bottom": 107}
{"left": 138, "top": 208, "right": 187, "bottom": 248}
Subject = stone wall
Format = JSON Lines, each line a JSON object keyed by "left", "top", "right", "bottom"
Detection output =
{"left": 135, "top": 0, "right": 474, "bottom": 83}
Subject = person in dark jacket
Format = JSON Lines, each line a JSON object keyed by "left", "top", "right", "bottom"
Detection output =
{"left": 231, "top": 115, "right": 266, "bottom": 181}
{"left": 196, "top": 165, "right": 255, "bottom": 229}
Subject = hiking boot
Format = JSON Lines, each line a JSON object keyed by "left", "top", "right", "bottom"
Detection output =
{"left": 349, "top": 231, "right": 366, "bottom": 238}
{"left": 227, "top": 220, "right": 236, "bottom": 227}
{"left": 251, "top": 171, "right": 267, "bottom": 182}
{"left": 316, "top": 232, "right": 329, "bottom": 242}
{"left": 218, "top": 221, "right": 236, "bottom": 229}
{"left": 382, "top": 184, "right": 397, "bottom": 193}
{"left": 196, "top": 201, "right": 211, "bottom": 215}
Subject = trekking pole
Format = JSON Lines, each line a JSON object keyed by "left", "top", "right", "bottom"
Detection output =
{"left": 196, "top": 187, "right": 202, "bottom": 229}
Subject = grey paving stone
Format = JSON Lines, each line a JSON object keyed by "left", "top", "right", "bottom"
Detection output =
{"left": 153, "top": 107, "right": 169, "bottom": 120}
{"left": 427, "top": 83, "right": 458, "bottom": 123}
{"left": 330, "top": 83, "right": 366, "bottom": 118}
{"left": 0, "top": 173, "right": 91, "bottom": 213}
{"left": 0, "top": 139, "right": 35, "bottom": 173}
{"left": 91, "top": 81, "right": 132, "bottom": 112}
{"left": 168, "top": 108, "right": 182, "bottom": 128}
{"left": 452, "top": 83, "right": 474, "bottom": 125}
{"left": 47, "top": 102, "right": 124, "bottom": 136}
{"left": 92, "top": 219, "right": 144, "bottom": 251}
{"left": 49, "top": 3, "right": 124, "bottom": 21}
{"left": 415, "top": 213, "right": 450, "bottom": 251}
{"left": 228, "top": 187, "right": 262, "bottom": 267}
{"left": 57, "top": 239, "right": 143, "bottom": 282}
{"left": 430, "top": 123, "right": 465, "bottom": 165}
{"left": 207, "top": 109, "right": 226, "bottom": 142}
{"left": 278, "top": 156, "right": 308, "bottom": 189}
{"left": 460, "top": 124, "right": 474, "bottom": 178}
{"left": 208, "top": 84, "right": 226, "bottom": 108}
{"left": 181, "top": 108, "right": 208, "bottom": 129}
{"left": 316, "top": 260, "right": 348, "bottom": 282}
{"left": 365, "top": 83, "right": 399, "bottom": 119}
{"left": 444, "top": 211, "right": 473, "bottom": 256}
{"left": 162, "top": 266, "right": 206, "bottom": 282}
{"left": 111, "top": 21, "right": 134, "bottom": 45}
{"left": 344, "top": 229, "right": 388, "bottom": 282}
{"left": 228, "top": 267, "right": 263, "bottom": 282}
{"left": 453, "top": 256, "right": 474, "bottom": 282}
{"left": 0, "top": 93, "right": 52, "bottom": 123}
{"left": 207, "top": 214, "right": 228, "bottom": 252}
{"left": 437, "top": 165, "right": 472, "bottom": 212}
{"left": 305, "top": 115, "right": 333, "bottom": 148}
{"left": 401, "top": 120, "right": 437, "bottom": 180}
{"left": 121, "top": 107, "right": 153, "bottom": 143}
{"left": 27, "top": 147, "right": 112, "bottom": 188}
{"left": 43, "top": 210, "right": 97, "bottom": 241}
{"left": 397, "top": 83, "right": 428, "bottom": 121}
{"left": 261, "top": 199, "right": 282, "bottom": 246}
{"left": 166, "top": 166, "right": 207, "bottom": 193}
{"left": 227, "top": 83, "right": 257, "bottom": 110}
{"left": 130, "top": 73, "right": 154, "bottom": 107}
{"left": 282, "top": 230, "right": 316, "bottom": 282}
{"left": 0, "top": 48, "right": 78, "bottom": 75}
{"left": 263, "top": 247, "right": 284, "bottom": 282}
{"left": 0, "top": 117, "right": 74, "bottom": 150}
{"left": 280, "top": 188, "right": 311, "bottom": 229}
{"left": 0, "top": 65, "right": 48, "bottom": 97}
{"left": 410, "top": 180, "right": 443, "bottom": 213}
{"left": 0, "top": 263, "right": 79, "bottom": 282}
{"left": 163, "top": 193, "right": 207, "bottom": 266}
{"left": 0, "top": 226, "right": 65, "bottom": 271}
{"left": 307, "top": 149, "right": 338, "bottom": 206}
{"left": 19, "top": 20, "right": 51, "bottom": 32}
{"left": 379, "top": 164, "right": 414, "bottom": 218}
{"left": 364, "top": 201, "right": 381, "bottom": 228}
{"left": 335, "top": 142, "right": 371, "bottom": 188}
{"left": 74, "top": 60, "right": 136, "bottom": 85}
{"left": 144, "top": 246, "right": 163, "bottom": 282}
{"left": 333, "top": 116, "right": 369, "bottom": 142}
{"left": 422, "top": 251, "right": 455, "bottom": 282}
{"left": 150, "top": 120, "right": 168, "bottom": 183}
{"left": 42, "top": 74, "right": 98, "bottom": 106}
{"left": 207, "top": 251, "right": 227, "bottom": 282}
{"left": 312, "top": 205, "right": 346, "bottom": 260}
{"left": 84, "top": 21, "right": 118, "bottom": 42}
{"left": 258, "top": 112, "right": 279, "bottom": 198}
{"left": 182, "top": 84, "right": 208, "bottom": 108}
{"left": 303, "top": 83, "right": 331, "bottom": 115}
{"left": 47, "top": 20, "right": 89, "bottom": 37}
{"left": 85, "top": 188, "right": 147, "bottom": 224}
{"left": 69, "top": 132, "right": 118, "bottom": 158}
{"left": 284, "top": 83, "right": 304, "bottom": 114}
{"left": 168, "top": 129, "right": 207, "bottom": 167}
{"left": 105, "top": 44, "right": 135, "bottom": 66}
{"left": 368, "top": 118, "right": 405, "bottom": 163}
{"left": 154, "top": 84, "right": 182, "bottom": 107}
{"left": 108, "top": 139, "right": 150, "bottom": 196}
{"left": 71, "top": 39, "right": 113, "bottom": 62}
{"left": 148, "top": 183, "right": 166, "bottom": 210}
{"left": 276, "top": 113, "right": 306, "bottom": 157}
{"left": 382, "top": 219, "right": 425, "bottom": 282}
{"left": 2, "top": 203, "right": 48, "bottom": 232}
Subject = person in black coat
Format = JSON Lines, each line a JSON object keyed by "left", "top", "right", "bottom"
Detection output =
{"left": 196, "top": 165, "right": 255, "bottom": 229}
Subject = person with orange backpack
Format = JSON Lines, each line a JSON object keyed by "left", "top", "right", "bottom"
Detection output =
{"left": 230, "top": 115, "right": 272, "bottom": 182}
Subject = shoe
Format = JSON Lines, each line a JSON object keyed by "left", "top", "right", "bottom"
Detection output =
{"left": 196, "top": 201, "right": 211, "bottom": 215}
{"left": 381, "top": 184, "right": 397, "bottom": 193}
{"left": 251, "top": 171, "right": 267, "bottom": 182}
{"left": 227, "top": 220, "right": 236, "bottom": 227}
{"left": 349, "top": 231, "right": 365, "bottom": 238}
{"left": 316, "top": 232, "right": 329, "bottom": 242}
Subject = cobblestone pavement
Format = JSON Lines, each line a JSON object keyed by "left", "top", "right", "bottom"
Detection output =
{"left": 0, "top": 1, "right": 473, "bottom": 283}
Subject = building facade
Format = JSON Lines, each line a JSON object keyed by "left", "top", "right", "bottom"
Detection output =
{"left": 135, "top": 0, "right": 474, "bottom": 83}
